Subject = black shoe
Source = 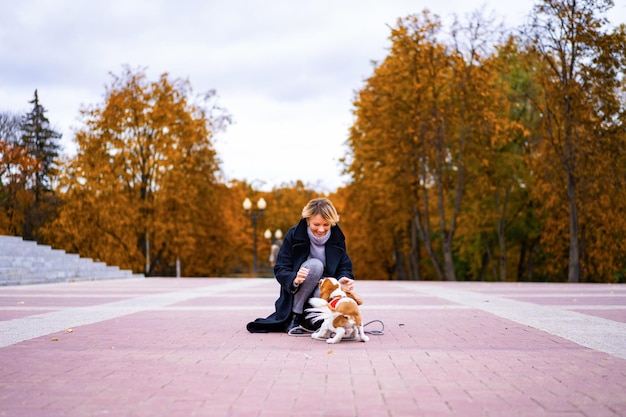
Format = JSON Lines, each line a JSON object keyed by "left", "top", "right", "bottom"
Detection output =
{"left": 300, "top": 315, "right": 322, "bottom": 332}
{"left": 285, "top": 314, "right": 302, "bottom": 332}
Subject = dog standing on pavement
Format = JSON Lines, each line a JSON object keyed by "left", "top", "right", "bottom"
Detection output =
{"left": 305, "top": 277, "right": 369, "bottom": 344}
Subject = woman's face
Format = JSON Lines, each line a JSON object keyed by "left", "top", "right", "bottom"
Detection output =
{"left": 308, "top": 214, "right": 331, "bottom": 237}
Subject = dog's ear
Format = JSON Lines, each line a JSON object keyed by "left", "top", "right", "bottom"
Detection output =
{"left": 318, "top": 279, "right": 332, "bottom": 300}
{"left": 346, "top": 291, "right": 363, "bottom": 305}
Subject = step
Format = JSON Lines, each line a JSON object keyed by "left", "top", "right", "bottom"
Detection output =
{"left": 0, "top": 235, "right": 143, "bottom": 286}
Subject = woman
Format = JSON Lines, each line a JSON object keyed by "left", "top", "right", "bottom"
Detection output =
{"left": 246, "top": 198, "right": 355, "bottom": 333}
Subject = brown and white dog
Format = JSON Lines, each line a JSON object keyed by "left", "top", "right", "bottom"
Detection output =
{"left": 305, "top": 277, "right": 369, "bottom": 344}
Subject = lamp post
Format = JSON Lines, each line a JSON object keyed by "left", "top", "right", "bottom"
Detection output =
{"left": 243, "top": 197, "right": 267, "bottom": 276}
{"left": 264, "top": 228, "right": 283, "bottom": 267}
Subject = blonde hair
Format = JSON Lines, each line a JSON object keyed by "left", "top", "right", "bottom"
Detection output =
{"left": 301, "top": 198, "right": 340, "bottom": 226}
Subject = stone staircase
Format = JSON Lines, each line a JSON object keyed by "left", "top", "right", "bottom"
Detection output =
{"left": 0, "top": 235, "right": 143, "bottom": 286}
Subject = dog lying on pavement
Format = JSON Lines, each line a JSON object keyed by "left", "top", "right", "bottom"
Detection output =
{"left": 305, "top": 277, "right": 369, "bottom": 344}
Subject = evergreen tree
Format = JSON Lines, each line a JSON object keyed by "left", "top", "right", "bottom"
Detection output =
{"left": 19, "top": 90, "right": 62, "bottom": 241}
{"left": 20, "top": 90, "right": 62, "bottom": 199}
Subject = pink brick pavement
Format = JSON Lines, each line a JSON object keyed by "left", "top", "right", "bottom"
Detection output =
{"left": 0, "top": 278, "right": 625, "bottom": 417}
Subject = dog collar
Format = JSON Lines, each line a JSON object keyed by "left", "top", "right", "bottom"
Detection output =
{"left": 329, "top": 296, "right": 343, "bottom": 309}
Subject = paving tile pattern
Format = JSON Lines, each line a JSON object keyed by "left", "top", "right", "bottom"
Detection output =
{"left": 0, "top": 278, "right": 625, "bottom": 417}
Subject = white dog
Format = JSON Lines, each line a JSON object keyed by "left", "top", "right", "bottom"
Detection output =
{"left": 305, "top": 277, "right": 369, "bottom": 344}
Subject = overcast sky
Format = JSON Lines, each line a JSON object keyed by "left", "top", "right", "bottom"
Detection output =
{"left": 1, "top": 1, "right": 625, "bottom": 192}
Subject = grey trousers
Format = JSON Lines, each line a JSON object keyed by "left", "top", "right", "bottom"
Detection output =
{"left": 292, "top": 258, "right": 324, "bottom": 314}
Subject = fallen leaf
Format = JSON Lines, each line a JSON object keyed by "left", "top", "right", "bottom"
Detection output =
{"left": 327, "top": 350, "right": 333, "bottom": 354}
{"left": 65, "top": 328, "right": 74, "bottom": 333}
{"left": 50, "top": 338, "right": 59, "bottom": 342}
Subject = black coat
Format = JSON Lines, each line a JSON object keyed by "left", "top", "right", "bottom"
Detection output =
{"left": 246, "top": 218, "right": 354, "bottom": 333}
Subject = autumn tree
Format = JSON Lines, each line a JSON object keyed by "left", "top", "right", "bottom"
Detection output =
{"left": 345, "top": 10, "right": 520, "bottom": 281}
{"left": 344, "top": 12, "right": 446, "bottom": 281}
{"left": 44, "top": 67, "right": 231, "bottom": 275}
{"left": 0, "top": 111, "right": 40, "bottom": 236}
{"left": 523, "top": 0, "right": 626, "bottom": 282}
{"left": 332, "top": 182, "right": 400, "bottom": 280}
{"left": 453, "top": 36, "right": 543, "bottom": 282}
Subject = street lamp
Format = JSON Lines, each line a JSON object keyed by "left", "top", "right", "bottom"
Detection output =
{"left": 264, "top": 228, "right": 283, "bottom": 267}
{"left": 264, "top": 228, "right": 283, "bottom": 241}
{"left": 243, "top": 197, "right": 267, "bottom": 276}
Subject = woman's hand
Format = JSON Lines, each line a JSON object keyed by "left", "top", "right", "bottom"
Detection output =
{"left": 293, "top": 267, "right": 309, "bottom": 286}
{"left": 339, "top": 277, "right": 354, "bottom": 292}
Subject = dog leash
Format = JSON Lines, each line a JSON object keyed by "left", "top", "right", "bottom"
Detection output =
{"left": 287, "top": 325, "right": 314, "bottom": 337}
{"left": 363, "top": 319, "right": 385, "bottom": 335}
{"left": 287, "top": 320, "right": 385, "bottom": 338}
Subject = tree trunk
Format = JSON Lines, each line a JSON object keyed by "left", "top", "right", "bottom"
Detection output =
{"left": 409, "top": 219, "right": 421, "bottom": 281}
{"left": 497, "top": 187, "right": 510, "bottom": 282}
{"left": 517, "top": 239, "right": 527, "bottom": 282}
{"left": 567, "top": 169, "right": 582, "bottom": 282}
{"left": 414, "top": 208, "right": 444, "bottom": 281}
{"left": 483, "top": 239, "right": 498, "bottom": 281}
{"left": 442, "top": 237, "right": 456, "bottom": 281}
